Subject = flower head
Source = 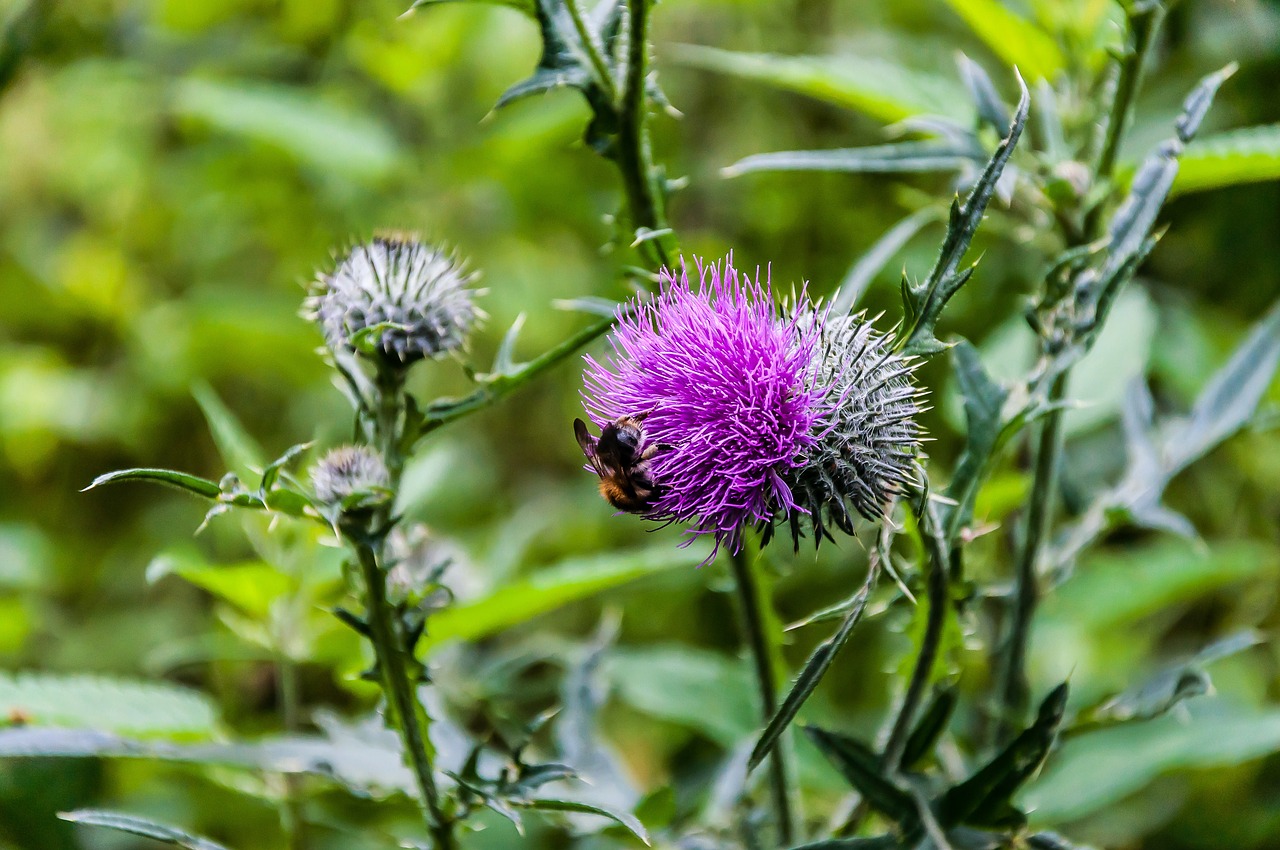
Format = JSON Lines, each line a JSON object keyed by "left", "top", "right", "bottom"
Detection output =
{"left": 311, "top": 445, "right": 390, "bottom": 508}
{"left": 306, "top": 234, "right": 483, "bottom": 367}
{"left": 581, "top": 256, "right": 828, "bottom": 556}
{"left": 767, "top": 315, "right": 926, "bottom": 549}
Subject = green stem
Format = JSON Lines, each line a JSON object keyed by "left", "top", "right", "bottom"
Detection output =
{"left": 838, "top": 498, "right": 950, "bottom": 837}
{"left": 729, "top": 548, "right": 795, "bottom": 846}
{"left": 358, "top": 542, "right": 455, "bottom": 849}
{"left": 996, "top": 370, "right": 1067, "bottom": 742}
{"left": 1086, "top": 0, "right": 1164, "bottom": 238}
{"left": 616, "top": 0, "right": 674, "bottom": 270}
{"left": 880, "top": 498, "right": 949, "bottom": 770}
{"left": 277, "top": 658, "right": 307, "bottom": 850}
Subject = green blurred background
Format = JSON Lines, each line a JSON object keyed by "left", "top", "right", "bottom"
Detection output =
{"left": 2, "top": 0, "right": 1279, "bottom": 847}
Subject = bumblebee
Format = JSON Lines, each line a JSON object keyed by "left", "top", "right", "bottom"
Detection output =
{"left": 573, "top": 414, "right": 663, "bottom": 513}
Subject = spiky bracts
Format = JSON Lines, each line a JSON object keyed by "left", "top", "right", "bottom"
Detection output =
{"left": 306, "top": 234, "right": 483, "bottom": 368}
{"left": 768, "top": 315, "right": 926, "bottom": 550}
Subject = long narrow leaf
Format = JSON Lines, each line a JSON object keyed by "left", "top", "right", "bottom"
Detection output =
{"left": 747, "top": 564, "right": 878, "bottom": 774}
{"left": 832, "top": 208, "right": 938, "bottom": 314}
{"left": 724, "top": 141, "right": 979, "bottom": 178}
{"left": 82, "top": 468, "right": 221, "bottom": 500}
{"left": 514, "top": 798, "right": 650, "bottom": 844}
{"left": 59, "top": 810, "right": 231, "bottom": 850}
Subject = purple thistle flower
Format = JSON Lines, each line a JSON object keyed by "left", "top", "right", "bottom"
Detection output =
{"left": 581, "top": 256, "right": 829, "bottom": 556}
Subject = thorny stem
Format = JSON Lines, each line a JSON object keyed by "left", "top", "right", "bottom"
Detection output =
{"left": 616, "top": 0, "right": 675, "bottom": 270}
{"left": 729, "top": 548, "right": 795, "bottom": 846}
{"left": 994, "top": 4, "right": 1166, "bottom": 744}
{"left": 996, "top": 370, "right": 1068, "bottom": 742}
{"left": 348, "top": 365, "right": 455, "bottom": 848}
{"left": 881, "top": 497, "right": 950, "bottom": 770}
{"left": 839, "top": 497, "right": 950, "bottom": 837}
{"left": 357, "top": 542, "right": 455, "bottom": 849}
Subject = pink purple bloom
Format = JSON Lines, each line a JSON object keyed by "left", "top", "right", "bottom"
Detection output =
{"left": 580, "top": 255, "right": 926, "bottom": 557}
{"left": 581, "top": 256, "right": 828, "bottom": 556}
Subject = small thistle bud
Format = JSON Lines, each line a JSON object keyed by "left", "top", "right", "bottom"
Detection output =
{"left": 305, "top": 234, "right": 483, "bottom": 367}
{"left": 772, "top": 314, "right": 926, "bottom": 549}
{"left": 311, "top": 445, "right": 391, "bottom": 509}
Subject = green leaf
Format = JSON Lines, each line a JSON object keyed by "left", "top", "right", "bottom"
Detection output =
{"left": 723, "top": 141, "right": 981, "bottom": 178}
{"left": 831, "top": 208, "right": 938, "bottom": 314}
{"left": 404, "top": 0, "right": 535, "bottom": 16}
{"left": 941, "top": 0, "right": 1065, "bottom": 82}
{"left": 938, "top": 683, "right": 1068, "bottom": 827}
{"left": 59, "top": 810, "right": 231, "bottom": 850}
{"left": 514, "top": 798, "right": 650, "bottom": 844}
{"left": 147, "top": 550, "right": 292, "bottom": 620}
{"left": 802, "top": 725, "right": 916, "bottom": 824}
{"left": 0, "top": 672, "right": 219, "bottom": 740}
{"left": 897, "top": 73, "right": 1029, "bottom": 356}
{"left": 1039, "top": 540, "right": 1271, "bottom": 633}
{"left": 1023, "top": 702, "right": 1280, "bottom": 821}
{"left": 0, "top": 714, "right": 416, "bottom": 796}
{"left": 1173, "top": 124, "right": 1280, "bottom": 196}
{"left": 191, "top": 381, "right": 264, "bottom": 480}
{"left": 747, "top": 565, "right": 877, "bottom": 774}
{"left": 1165, "top": 298, "right": 1280, "bottom": 473}
{"left": 172, "top": 78, "right": 403, "bottom": 182}
{"left": 670, "top": 44, "right": 970, "bottom": 124}
{"left": 418, "top": 544, "right": 706, "bottom": 653}
{"left": 957, "top": 53, "right": 1010, "bottom": 131}
{"left": 494, "top": 0, "right": 593, "bottom": 109}
{"left": 943, "top": 341, "right": 1009, "bottom": 540}
{"left": 901, "top": 685, "right": 959, "bottom": 771}
{"left": 83, "top": 468, "right": 221, "bottom": 500}
{"left": 606, "top": 645, "right": 756, "bottom": 747}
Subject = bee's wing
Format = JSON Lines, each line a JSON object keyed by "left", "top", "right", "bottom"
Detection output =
{"left": 573, "top": 418, "right": 608, "bottom": 477}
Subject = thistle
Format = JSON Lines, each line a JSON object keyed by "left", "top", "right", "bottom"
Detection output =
{"left": 305, "top": 234, "right": 483, "bottom": 367}
{"left": 311, "top": 445, "right": 391, "bottom": 510}
{"left": 581, "top": 256, "right": 828, "bottom": 556}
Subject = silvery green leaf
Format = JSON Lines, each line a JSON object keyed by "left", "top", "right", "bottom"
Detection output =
{"left": 553, "top": 296, "right": 623, "bottom": 318}
{"left": 1164, "top": 298, "right": 1280, "bottom": 473}
{"left": 957, "top": 54, "right": 1009, "bottom": 131}
{"left": 59, "top": 810, "right": 230, "bottom": 850}
{"left": 831, "top": 208, "right": 937, "bottom": 314}
{"left": 83, "top": 468, "right": 222, "bottom": 501}
{"left": 723, "top": 141, "right": 980, "bottom": 178}
{"left": 513, "top": 798, "right": 650, "bottom": 844}
{"left": 491, "top": 313, "right": 527, "bottom": 377}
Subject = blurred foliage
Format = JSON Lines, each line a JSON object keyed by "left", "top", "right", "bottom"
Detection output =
{"left": 1, "top": 0, "right": 1280, "bottom": 848}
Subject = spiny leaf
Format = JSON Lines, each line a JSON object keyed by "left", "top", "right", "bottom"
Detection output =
{"left": 59, "top": 810, "right": 231, "bottom": 850}
{"left": 1165, "top": 298, "right": 1280, "bottom": 472}
{"left": 901, "top": 685, "right": 959, "bottom": 771}
{"left": 803, "top": 726, "right": 916, "bottom": 824}
{"left": 942, "top": 340, "right": 1010, "bottom": 541}
{"left": 723, "top": 140, "right": 981, "bottom": 178}
{"left": 896, "top": 72, "right": 1029, "bottom": 357}
{"left": 514, "top": 798, "right": 650, "bottom": 844}
{"left": 747, "top": 564, "right": 877, "bottom": 774}
{"left": 938, "top": 683, "right": 1068, "bottom": 827}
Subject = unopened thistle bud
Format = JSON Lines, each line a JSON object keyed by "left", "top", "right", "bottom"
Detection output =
{"left": 311, "top": 445, "right": 391, "bottom": 510}
{"left": 305, "top": 234, "right": 483, "bottom": 367}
